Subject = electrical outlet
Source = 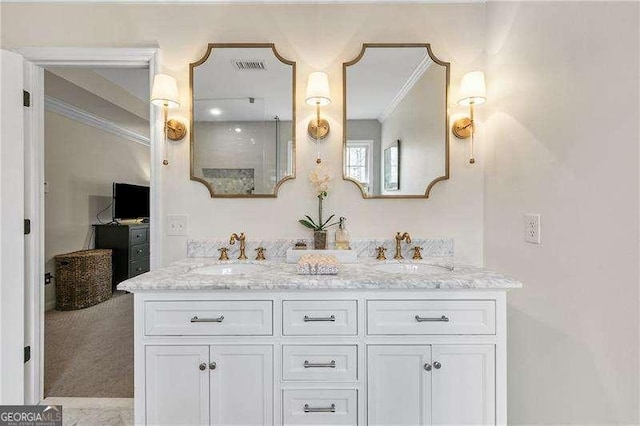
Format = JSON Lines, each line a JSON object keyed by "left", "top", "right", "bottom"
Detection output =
{"left": 525, "top": 214, "right": 541, "bottom": 244}
{"left": 167, "top": 214, "right": 188, "bottom": 236}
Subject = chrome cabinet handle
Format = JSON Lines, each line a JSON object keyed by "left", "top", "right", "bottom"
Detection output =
{"left": 209, "top": 362, "right": 217, "bottom": 370}
{"left": 424, "top": 363, "right": 432, "bottom": 371}
{"left": 199, "top": 363, "right": 206, "bottom": 371}
{"left": 434, "top": 361, "right": 442, "bottom": 369}
{"left": 304, "top": 360, "right": 336, "bottom": 368}
{"left": 190, "top": 315, "right": 224, "bottom": 323}
{"left": 304, "top": 403, "right": 336, "bottom": 413}
{"left": 303, "top": 315, "right": 335, "bottom": 322}
{"left": 415, "top": 314, "right": 449, "bottom": 322}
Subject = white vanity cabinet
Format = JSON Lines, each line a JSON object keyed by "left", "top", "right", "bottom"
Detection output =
{"left": 133, "top": 290, "right": 509, "bottom": 425}
{"left": 145, "top": 344, "right": 273, "bottom": 426}
{"left": 367, "top": 344, "right": 495, "bottom": 426}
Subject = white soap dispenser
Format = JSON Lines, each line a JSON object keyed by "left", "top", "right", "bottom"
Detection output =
{"left": 335, "top": 217, "right": 351, "bottom": 250}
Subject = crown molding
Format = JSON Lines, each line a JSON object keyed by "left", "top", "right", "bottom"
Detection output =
{"left": 45, "top": 95, "right": 150, "bottom": 146}
{"left": 378, "top": 55, "right": 432, "bottom": 123}
{"left": 3, "top": 0, "right": 483, "bottom": 3}
{"left": 15, "top": 47, "right": 157, "bottom": 67}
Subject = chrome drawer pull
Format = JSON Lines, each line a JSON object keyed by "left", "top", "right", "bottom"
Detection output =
{"left": 304, "top": 360, "right": 336, "bottom": 368}
{"left": 304, "top": 403, "right": 336, "bottom": 413}
{"left": 415, "top": 314, "right": 449, "bottom": 322}
{"left": 303, "top": 314, "right": 335, "bottom": 322}
{"left": 190, "top": 315, "right": 224, "bottom": 323}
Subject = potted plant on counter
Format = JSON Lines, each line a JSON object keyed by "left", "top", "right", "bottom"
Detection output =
{"left": 299, "top": 162, "right": 340, "bottom": 249}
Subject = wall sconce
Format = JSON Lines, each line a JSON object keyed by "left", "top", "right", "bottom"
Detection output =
{"left": 452, "top": 71, "right": 486, "bottom": 164}
{"left": 305, "top": 72, "right": 331, "bottom": 160}
{"left": 151, "top": 74, "right": 186, "bottom": 166}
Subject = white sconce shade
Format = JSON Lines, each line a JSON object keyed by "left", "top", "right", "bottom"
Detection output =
{"left": 305, "top": 72, "right": 331, "bottom": 106}
{"left": 457, "top": 71, "right": 486, "bottom": 106}
{"left": 151, "top": 74, "right": 180, "bottom": 109}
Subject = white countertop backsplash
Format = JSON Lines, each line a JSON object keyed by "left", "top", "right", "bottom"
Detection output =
{"left": 186, "top": 237, "right": 454, "bottom": 261}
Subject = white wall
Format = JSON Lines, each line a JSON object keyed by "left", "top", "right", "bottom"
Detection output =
{"left": 381, "top": 64, "right": 446, "bottom": 195}
{"left": 0, "top": 3, "right": 487, "bottom": 266}
{"left": 44, "top": 111, "right": 150, "bottom": 309}
{"left": 483, "top": 2, "right": 639, "bottom": 423}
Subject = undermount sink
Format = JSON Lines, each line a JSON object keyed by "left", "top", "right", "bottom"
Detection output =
{"left": 191, "top": 264, "right": 268, "bottom": 276}
{"left": 372, "top": 263, "right": 452, "bottom": 275}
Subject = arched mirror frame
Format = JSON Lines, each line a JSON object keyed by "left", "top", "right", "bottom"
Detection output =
{"left": 190, "top": 43, "right": 297, "bottom": 198}
{"left": 342, "top": 43, "right": 450, "bottom": 199}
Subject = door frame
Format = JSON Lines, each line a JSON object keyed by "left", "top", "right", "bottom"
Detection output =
{"left": 16, "top": 47, "right": 162, "bottom": 403}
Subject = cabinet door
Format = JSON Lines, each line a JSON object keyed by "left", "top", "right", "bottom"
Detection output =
{"left": 368, "top": 345, "right": 431, "bottom": 426}
{"left": 432, "top": 345, "right": 495, "bottom": 425}
{"left": 145, "top": 345, "right": 209, "bottom": 425}
{"left": 210, "top": 345, "right": 273, "bottom": 426}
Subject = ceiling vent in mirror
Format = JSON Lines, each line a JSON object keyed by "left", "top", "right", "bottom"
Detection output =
{"left": 232, "top": 60, "right": 267, "bottom": 71}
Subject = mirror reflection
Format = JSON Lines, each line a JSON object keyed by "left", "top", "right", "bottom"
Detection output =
{"left": 190, "top": 44, "right": 295, "bottom": 197}
{"left": 343, "top": 44, "right": 449, "bottom": 198}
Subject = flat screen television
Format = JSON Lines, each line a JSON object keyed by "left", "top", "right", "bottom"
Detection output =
{"left": 113, "top": 183, "right": 150, "bottom": 221}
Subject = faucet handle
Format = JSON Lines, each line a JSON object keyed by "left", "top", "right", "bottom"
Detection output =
{"left": 375, "top": 246, "right": 387, "bottom": 260}
{"left": 412, "top": 246, "right": 423, "bottom": 260}
{"left": 218, "top": 247, "right": 230, "bottom": 261}
{"left": 255, "top": 247, "right": 266, "bottom": 261}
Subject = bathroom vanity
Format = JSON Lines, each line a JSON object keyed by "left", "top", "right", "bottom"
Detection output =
{"left": 120, "top": 252, "right": 520, "bottom": 426}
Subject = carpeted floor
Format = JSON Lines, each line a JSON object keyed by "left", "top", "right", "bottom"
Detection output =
{"left": 45, "top": 291, "right": 134, "bottom": 398}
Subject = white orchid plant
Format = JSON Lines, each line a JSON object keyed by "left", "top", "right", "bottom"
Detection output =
{"left": 299, "top": 162, "right": 340, "bottom": 231}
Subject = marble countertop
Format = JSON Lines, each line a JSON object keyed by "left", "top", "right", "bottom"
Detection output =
{"left": 118, "top": 258, "right": 522, "bottom": 292}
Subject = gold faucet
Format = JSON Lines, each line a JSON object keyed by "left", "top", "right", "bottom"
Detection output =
{"left": 218, "top": 247, "right": 229, "bottom": 261}
{"left": 412, "top": 246, "right": 423, "bottom": 260}
{"left": 375, "top": 246, "right": 387, "bottom": 260}
{"left": 229, "top": 232, "right": 247, "bottom": 260}
{"left": 394, "top": 232, "right": 412, "bottom": 259}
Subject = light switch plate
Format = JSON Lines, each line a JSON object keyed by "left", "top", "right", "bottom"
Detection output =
{"left": 167, "top": 214, "right": 188, "bottom": 236}
{"left": 525, "top": 214, "right": 541, "bottom": 244}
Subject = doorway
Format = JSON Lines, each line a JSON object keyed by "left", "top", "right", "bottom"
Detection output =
{"left": 42, "top": 66, "right": 151, "bottom": 398}
{"left": 18, "top": 48, "right": 161, "bottom": 405}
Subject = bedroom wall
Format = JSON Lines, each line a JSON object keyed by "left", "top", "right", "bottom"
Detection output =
{"left": 44, "top": 72, "right": 151, "bottom": 309}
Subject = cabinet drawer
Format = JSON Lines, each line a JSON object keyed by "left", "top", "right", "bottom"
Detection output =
{"left": 367, "top": 300, "right": 495, "bottom": 335}
{"left": 283, "top": 389, "right": 357, "bottom": 425}
{"left": 145, "top": 300, "right": 273, "bottom": 336}
{"left": 130, "top": 258, "right": 150, "bottom": 277}
{"left": 283, "top": 300, "right": 357, "bottom": 336}
{"left": 129, "top": 227, "right": 148, "bottom": 244}
{"left": 130, "top": 243, "right": 149, "bottom": 261}
{"left": 283, "top": 345, "right": 357, "bottom": 382}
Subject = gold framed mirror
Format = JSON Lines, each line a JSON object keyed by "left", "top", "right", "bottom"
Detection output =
{"left": 190, "top": 43, "right": 296, "bottom": 198}
{"left": 343, "top": 43, "right": 450, "bottom": 199}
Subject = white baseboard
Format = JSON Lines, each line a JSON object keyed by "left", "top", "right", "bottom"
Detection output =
{"left": 45, "top": 299, "right": 56, "bottom": 311}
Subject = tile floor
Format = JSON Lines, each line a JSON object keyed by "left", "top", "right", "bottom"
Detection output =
{"left": 41, "top": 397, "right": 133, "bottom": 426}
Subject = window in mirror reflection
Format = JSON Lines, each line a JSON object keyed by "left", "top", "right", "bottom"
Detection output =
{"left": 345, "top": 140, "right": 373, "bottom": 194}
{"left": 344, "top": 44, "right": 449, "bottom": 198}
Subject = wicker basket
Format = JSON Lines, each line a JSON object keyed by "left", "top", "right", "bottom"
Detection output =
{"left": 54, "top": 249, "right": 113, "bottom": 311}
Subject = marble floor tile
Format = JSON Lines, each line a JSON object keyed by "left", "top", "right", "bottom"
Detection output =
{"left": 41, "top": 397, "right": 133, "bottom": 426}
